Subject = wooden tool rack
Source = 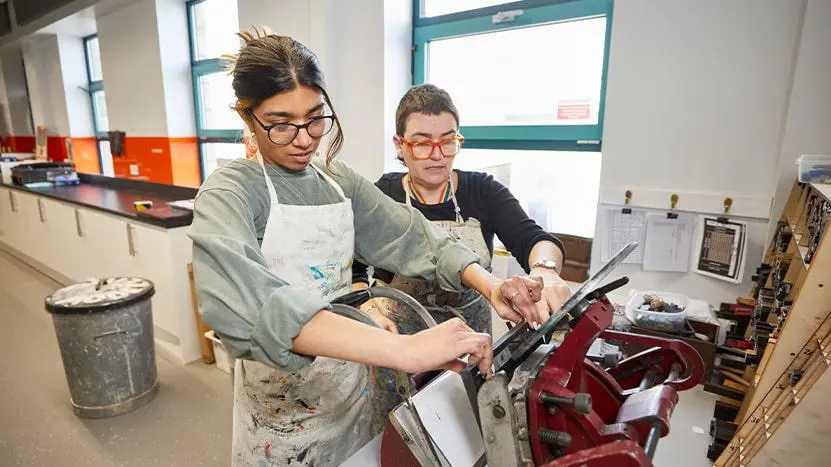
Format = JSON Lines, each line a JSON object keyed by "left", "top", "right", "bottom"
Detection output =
{"left": 714, "top": 181, "right": 831, "bottom": 466}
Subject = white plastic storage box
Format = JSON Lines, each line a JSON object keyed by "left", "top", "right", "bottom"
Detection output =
{"left": 796, "top": 154, "right": 831, "bottom": 183}
{"left": 625, "top": 291, "right": 688, "bottom": 332}
{"left": 205, "top": 330, "right": 234, "bottom": 374}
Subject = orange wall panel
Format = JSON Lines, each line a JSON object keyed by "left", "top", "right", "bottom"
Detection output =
{"left": 114, "top": 137, "right": 174, "bottom": 185}
{"left": 3, "top": 134, "right": 202, "bottom": 188}
{"left": 71, "top": 137, "right": 101, "bottom": 174}
{"left": 170, "top": 137, "right": 201, "bottom": 188}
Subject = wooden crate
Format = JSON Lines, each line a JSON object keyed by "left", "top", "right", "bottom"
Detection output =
{"left": 555, "top": 233, "right": 592, "bottom": 282}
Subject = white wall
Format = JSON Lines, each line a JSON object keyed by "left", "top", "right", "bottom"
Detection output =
{"left": 96, "top": 0, "right": 168, "bottom": 136}
{"left": 156, "top": 0, "right": 196, "bottom": 138}
{"left": 237, "top": 0, "right": 409, "bottom": 180}
{"left": 769, "top": 0, "right": 831, "bottom": 235}
{"left": 322, "top": 1, "right": 386, "bottom": 179}
{"left": 95, "top": 0, "right": 195, "bottom": 138}
{"left": 383, "top": 0, "right": 413, "bottom": 174}
{"left": 0, "top": 45, "right": 34, "bottom": 135}
{"left": 239, "top": 0, "right": 312, "bottom": 41}
{"left": 592, "top": 0, "right": 805, "bottom": 304}
{"left": 22, "top": 34, "right": 72, "bottom": 135}
{"left": 0, "top": 63, "right": 13, "bottom": 135}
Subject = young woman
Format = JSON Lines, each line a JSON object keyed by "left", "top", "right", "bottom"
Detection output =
{"left": 353, "top": 84, "right": 572, "bottom": 335}
{"left": 188, "top": 29, "right": 544, "bottom": 466}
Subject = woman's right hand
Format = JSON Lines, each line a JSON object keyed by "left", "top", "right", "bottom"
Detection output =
{"left": 399, "top": 318, "right": 493, "bottom": 376}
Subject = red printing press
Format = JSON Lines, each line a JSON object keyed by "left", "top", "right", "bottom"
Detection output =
{"left": 374, "top": 242, "right": 705, "bottom": 466}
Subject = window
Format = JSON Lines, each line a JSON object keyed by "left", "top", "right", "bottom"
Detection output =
{"left": 84, "top": 35, "right": 111, "bottom": 175}
{"left": 85, "top": 36, "right": 103, "bottom": 82}
{"left": 412, "top": 0, "right": 612, "bottom": 237}
{"left": 91, "top": 90, "right": 109, "bottom": 131}
{"left": 202, "top": 142, "right": 243, "bottom": 176}
{"left": 453, "top": 149, "right": 601, "bottom": 237}
{"left": 420, "top": 0, "right": 517, "bottom": 18}
{"left": 198, "top": 72, "right": 243, "bottom": 130}
{"left": 189, "top": 0, "right": 241, "bottom": 60}
{"left": 188, "top": 0, "right": 243, "bottom": 180}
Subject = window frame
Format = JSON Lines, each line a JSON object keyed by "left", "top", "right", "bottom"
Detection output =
{"left": 412, "top": 0, "right": 613, "bottom": 151}
{"left": 187, "top": 0, "right": 243, "bottom": 181}
{"left": 83, "top": 34, "right": 108, "bottom": 171}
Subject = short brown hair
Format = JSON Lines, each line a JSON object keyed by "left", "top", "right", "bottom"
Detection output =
{"left": 395, "top": 84, "right": 459, "bottom": 136}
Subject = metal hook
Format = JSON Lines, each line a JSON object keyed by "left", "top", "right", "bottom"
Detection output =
{"left": 724, "top": 197, "right": 733, "bottom": 214}
{"left": 622, "top": 190, "right": 633, "bottom": 214}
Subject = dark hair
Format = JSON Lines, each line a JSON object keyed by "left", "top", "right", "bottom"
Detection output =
{"left": 395, "top": 83, "right": 459, "bottom": 136}
{"left": 228, "top": 27, "right": 343, "bottom": 165}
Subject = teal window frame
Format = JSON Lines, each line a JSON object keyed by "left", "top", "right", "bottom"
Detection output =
{"left": 412, "top": 0, "right": 613, "bottom": 151}
{"left": 83, "top": 34, "right": 107, "bottom": 172}
{"left": 187, "top": 0, "right": 243, "bottom": 181}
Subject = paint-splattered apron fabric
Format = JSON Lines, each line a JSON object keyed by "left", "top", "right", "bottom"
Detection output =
{"left": 391, "top": 174, "right": 493, "bottom": 333}
{"left": 231, "top": 156, "right": 372, "bottom": 466}
{"left": 371, "top": 174, "right": 494, "bottom": 425}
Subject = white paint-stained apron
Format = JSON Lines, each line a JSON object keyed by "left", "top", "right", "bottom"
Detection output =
{"left": 231, "top": 156, "right": 372, "bottom": 466}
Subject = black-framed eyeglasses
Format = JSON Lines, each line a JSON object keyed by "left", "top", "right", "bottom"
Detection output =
{"left": 248, "top": 112, "right": 336, "bottom": 146}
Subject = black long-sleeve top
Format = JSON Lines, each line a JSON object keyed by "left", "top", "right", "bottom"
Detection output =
{"left": 352, "top": 170, "right": 566, "bottom": 285}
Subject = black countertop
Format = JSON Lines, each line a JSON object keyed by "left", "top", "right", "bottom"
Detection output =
{"left": 1, "top": 174, "right": 198, "bottom": 228}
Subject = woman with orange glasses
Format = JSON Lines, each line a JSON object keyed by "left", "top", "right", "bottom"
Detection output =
{"left": 353, "top": 84, "right": 572, "bottom": 337}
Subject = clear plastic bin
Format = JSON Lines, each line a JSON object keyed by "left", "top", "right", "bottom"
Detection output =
{"left": 796, "top": 154, "right": 831, "bottom": 183}
{"left": 625, "top": 291, "right": 688, "bottom": 332}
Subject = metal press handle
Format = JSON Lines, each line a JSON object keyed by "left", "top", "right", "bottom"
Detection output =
{"left": 74, "top": 209, "right": 83, "bottom": 237}
{"left": 126, "top": 224, "right": 136, "bottom": 256}
{"left": 37, "top": 199, "right": 45, "bottom": 222}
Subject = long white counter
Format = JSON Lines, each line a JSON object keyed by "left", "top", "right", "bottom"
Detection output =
{"left": 0, "top": 182, "right": 201, "bottom": 364}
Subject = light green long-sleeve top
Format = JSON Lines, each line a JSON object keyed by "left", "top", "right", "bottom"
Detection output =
{"left": 188, "top": 157, "right": 480, "bottom": 372}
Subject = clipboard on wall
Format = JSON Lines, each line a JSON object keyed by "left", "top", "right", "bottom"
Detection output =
{"left": 694, "top": 216, "right": 748, "bottom": 284}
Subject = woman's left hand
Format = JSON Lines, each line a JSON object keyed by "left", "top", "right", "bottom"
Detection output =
{"left": 529, "top": 269, "right": 572, "bottom": 328}
{"left": 489, "top": 275, "right": 545, "bottom": 326}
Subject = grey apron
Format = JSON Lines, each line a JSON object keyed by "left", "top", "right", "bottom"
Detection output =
{"left": 371, "top": 173, "right": 493, "bottom": 425}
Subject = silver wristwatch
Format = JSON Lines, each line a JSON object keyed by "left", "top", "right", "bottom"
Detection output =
{"left": 530, "top": 259, "right": 561, "bottom": 274}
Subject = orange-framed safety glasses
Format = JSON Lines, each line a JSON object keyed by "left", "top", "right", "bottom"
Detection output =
{"left": 401, "top": 134, "right": 465, "bottom": 160}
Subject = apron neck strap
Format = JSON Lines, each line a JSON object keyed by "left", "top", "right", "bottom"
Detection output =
{"left": 258, "top": 151, "right": 347, "bottom": 203}
{"left": 257, "top": 152, "right": 280, "bottom": 204}
{"left": 309, "top": 163, "right": 347, "bottom": 199}
{"left": 405, "top": 173, "right": 463, "bottom": 223}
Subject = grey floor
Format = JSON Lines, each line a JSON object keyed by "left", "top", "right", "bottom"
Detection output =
{"left": 0, "top": 250, "right": 233, "bottom": 466}
{"left": 654, "top": 385, "right": 718, "bottom": 467}
{"left": 0, "top": 247, "right": 716, "bottom": 466}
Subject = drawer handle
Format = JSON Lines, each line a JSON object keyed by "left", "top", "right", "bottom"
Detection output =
{"left": 126, "top": 224, "right": 136, "bottom": 256}
{"left": 8, "top": 191, "right": 15, "bottom": 212}
{"left": 74, "top": 209, "right": 83, "bottom": 237}
{"left": 37, "top": 199, "right": 45, "bottom": 223}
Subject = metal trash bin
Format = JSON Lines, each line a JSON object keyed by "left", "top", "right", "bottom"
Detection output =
{"left": 45, "top": 277, "right": 159, "bottom": 418}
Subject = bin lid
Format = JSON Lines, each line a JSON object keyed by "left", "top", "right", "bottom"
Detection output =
{"left": 46, "top": 277, "right": 155, "bottom": 314}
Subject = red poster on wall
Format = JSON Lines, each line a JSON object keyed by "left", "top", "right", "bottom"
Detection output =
{"left": 557, "top": 102, "right": 591, "bottom": 120}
